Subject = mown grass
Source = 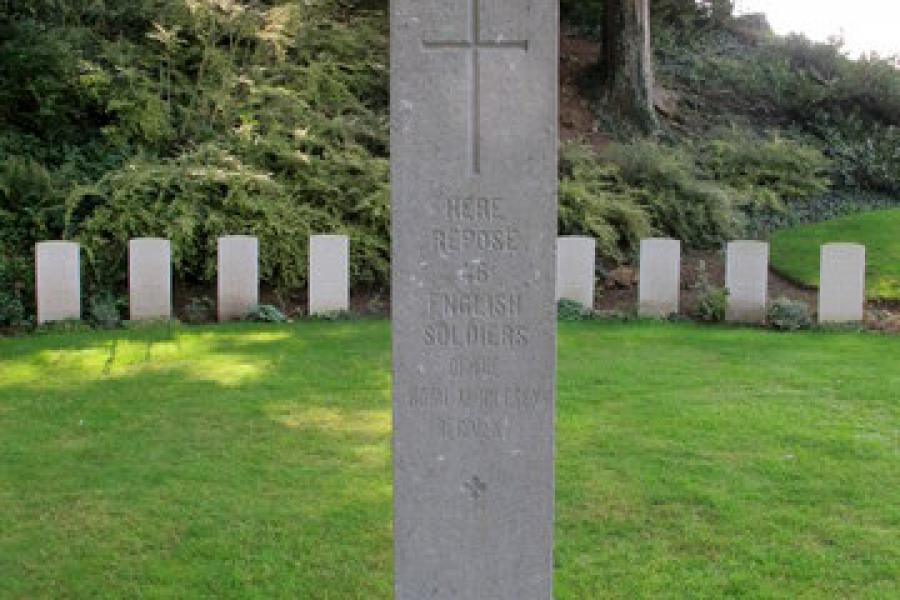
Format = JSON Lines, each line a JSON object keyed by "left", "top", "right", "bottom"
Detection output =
{"left": 770, "top": 208, "right": 900, "bottom": 301}
{"left": 1, "top": 321, "right": 898, "bottom": 598}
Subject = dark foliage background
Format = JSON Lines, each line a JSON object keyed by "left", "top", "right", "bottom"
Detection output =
{"left": 0, "top": 0, "right": 898, "bottom": 321}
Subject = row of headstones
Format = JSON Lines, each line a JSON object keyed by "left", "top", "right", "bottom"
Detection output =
{"left": 34, "top": 236, "right": 350, "bottom": 324}
{"left": 557, "top": 237, "right": 868, "bottom": 323}
{"left": 33, "top": 234, "right": 867, "bottom": 325}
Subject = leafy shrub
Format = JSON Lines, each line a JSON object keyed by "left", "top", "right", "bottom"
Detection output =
{"left": 816, "top": 117, "right": 900, "bottom": 196}
{"left": 561, "top": 141, "right": 746, "bottom": 260}
{"left": 244, "top": 304, "right": 287, "bottom": 323}
{"left": 654, "top": 0, "right": 735, "bottom": 34}
{"left": 767, "top": 297, "right": 813, "bottom": 331}
{"left": 0, "top": 156, "right": 65, "bottom": 259}
{"left": 88, "top": 291, "right": 123, "bottom": 329}
{"left": 559, "top": 143, "right": 652, "bottom": 263}
{"left": 0, "top": 291, "right": 26, "bottom": 328}
{"left": 183, "top": 296, "right": 215, "bottom": 325}
{"left": 695, "top": 287, "right": 729, "bottom": 322}
{"left": 0, "top": 253, "right": 32, "bottom": 327}
{"left": 0, "top": 19, "right": 102, "bottom": 143}
{"left": 695, "top": 128, "right": 832, "bottom": 211}
{"left": 606, "top": 141, "right": 740, "bottom": 247}
{"left": 561, "top": 0, "right": 604, "bottom": 36}
{"left": 3, "top": 1, "right": 391, "bottom": 294}
{"left": 557, "top": 298, "right": 591, "bottom": 321}
{"left": 693, "top": 260, "right": 729, "bottom": 322}
{"left": 687, "top": 31, "right": 900, "bottom": 130}
{"left": 743, "top": 190, "right": 900, "bottom": 239}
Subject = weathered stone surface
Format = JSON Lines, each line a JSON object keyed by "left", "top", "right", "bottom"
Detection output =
{"left": 726, "top": 241, "right": 768, "bottom": 323}
{"left": 308, "top": 235, "right": 349, "bottom": 315}
{"left": 35, "top": 241, "right": 80, "bottom": 324}
{"left": 391, "top": 0, "right": 558, "bottom": 597}
{"left": 556, "top": 236, "right": 596, "bottom": 308}
{"left": 129, "top": 238, "right": 172, "bottom": 321}
{"left": 217, "top": 236, "right": 259, "bottom": 321}
{"left": 819, "top": 243, "right": 866, "bottom": 323}
{"left": 638, "top": 238, "right": 681, "bottom": 317}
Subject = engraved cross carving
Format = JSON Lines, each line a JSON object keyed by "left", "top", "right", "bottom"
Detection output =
{"left": 422, "top": 0, "right": 529, "bottom": 175}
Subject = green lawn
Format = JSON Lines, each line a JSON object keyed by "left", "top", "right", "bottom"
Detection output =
{"left": 770, "top": 208, "right": 900, "bottom": 301}
{"left": 1, "top": 321, "right": 898, "bottom": 598}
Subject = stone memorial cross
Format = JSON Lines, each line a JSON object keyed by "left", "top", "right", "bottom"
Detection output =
{"left": 391, "top": 0, "right": 558, "bottom": 597}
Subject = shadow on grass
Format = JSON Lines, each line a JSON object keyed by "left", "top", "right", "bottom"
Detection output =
{"left": 1, "top": 320, "right": 898, "bottom": 597}
{"left": 0, "top": 321, "right": 394, "bottom": 598}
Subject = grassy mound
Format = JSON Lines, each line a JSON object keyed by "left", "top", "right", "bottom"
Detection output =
{"left": 1, "top": 321, "right": 898, "bottom": 596}
{"left": 770, "top": 208, "right": 900, "bottom": 301}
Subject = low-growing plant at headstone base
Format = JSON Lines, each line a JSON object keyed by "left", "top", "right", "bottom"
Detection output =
{"left": 183, "top": 296, "right": 215, "bottom": 325}
{"left": 695, "top": 287, "right": 729, "bottom": 323}
{"left": 767, "top": 296, "right": 813, "bottom": 331}
{"left": 865, "top": 309, "right": 900, "bottom": 334}
{"left": 693, "top": 260, "right": 729, "bottom": 323}
{"left": 244, "top": 304, "right": 287, "bottom": 323}
{"left": 310, "top": 309, "right": 354, "bottom": 322}
{"left": 557, "top": 298, "right": 591, "bottom": 321}
{"left": 88, "top": 291, "right": 123, "bottom": 329}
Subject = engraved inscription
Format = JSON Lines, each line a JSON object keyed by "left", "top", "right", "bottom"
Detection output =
{"left": 433, "top": 195, "right": 520, "bottom": 256}
{"left": 423, "top": 321, "right": 528, "bottom": 347}
{"left": 441, "top": 417, "right": 508, "bottom": 441}
{"left": 446, "top": 196, "right": 505, "bottom": 222}
{"left": 433, "top": 226, "right": 521, "bottom": 255}
{"left": 406, "top": 385, "right": 550, "bottom": 413}
{"left": 428, "top": 293, "right": 523, "bottom": 318}
{"left": 449, "top": 355, "right": 500, "bottom": 378}
{"left": 425, "top": 193, "right": 528, "bottom": 345}
{"left": 415, "top": 384, "right": 551, "bottom": 444}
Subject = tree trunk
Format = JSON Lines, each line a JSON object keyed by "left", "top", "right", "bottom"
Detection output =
{"left": 602, "top": 0, "right": 657, "bottom": 131}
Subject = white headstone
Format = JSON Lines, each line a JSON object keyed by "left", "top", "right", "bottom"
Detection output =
{"left": 556, "top": 236, "right": 596, "bottom": 308}
{"left": 217, "top": 236, "right": 259, "bottom": 321}
{"left": 819, "top": 243, "right": 866, "bottom": 323}
{"left": 35, "top": 241, "right": 80, "bottom": 324}
{"left": 638, "top": 238, "right": 681, "bottom": 317}
{"left": 391, "top": 0, "right": 558, "bottom": 597}
{"left": 309, "top": 235, "right": 349, "bottom": 315}
{"left": 129, "top": 238, "right": 172, "bottom": 321}
{"left": 726, "top": 241, "right": 769, "bottom": 323}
